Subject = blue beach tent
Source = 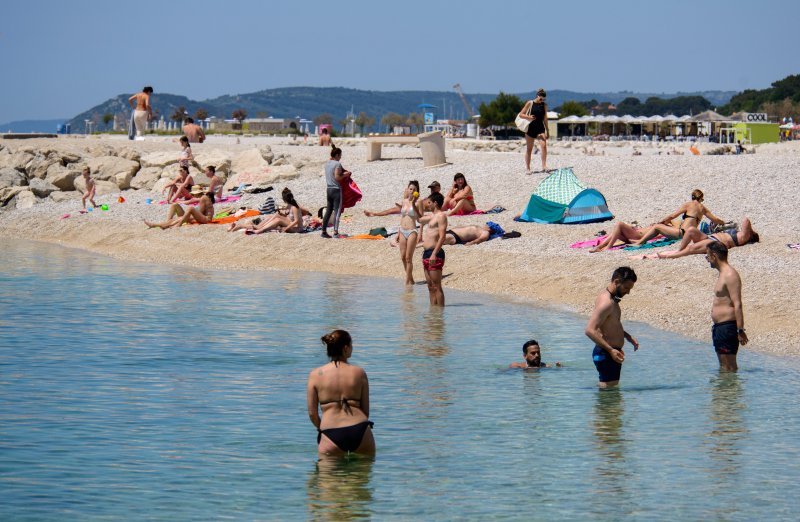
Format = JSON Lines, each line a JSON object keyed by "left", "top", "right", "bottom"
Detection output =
{"left": 517, "top": 167, "right": 613, "bottom": 224}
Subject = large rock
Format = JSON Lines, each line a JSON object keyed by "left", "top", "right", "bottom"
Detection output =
{"left": 151, "top": 177, "right": 171, "bottom": 195}
{"left": 0, "top": 151, "right": 34, "bottom": 173}
{"left": 158, "top": 163, "right": 204, "bottom": 180}
{"left": 50, "top": 191, "right": 81, "bottom": 203}
{"left": 130, "top": 167, "right": 163, "bottom": 190}
{"left": 26, "top": 155, "right": 61, "bottom": 179}
{"left": 45, "top": 164, "right": 80, "bottom": 191}
{"left": 85, "top": 156, "right": 139, "bottom": 190}
{"left": 59, "top": 150, "right": 82, "bottom": 164}
{"left": 259, "top": 146, "right": 274, "bottom": 164}
{"left": 28, "top": 178, "right": 58, "bottom": 198}
{"left": 225, "top": 164, "right": 299, "bottom": 190}
{"left": 0, "top": 167, "right": 27, "bottom": 189}
{"left": 74, "top": 176, "right": 119, "bottom": 195}
{"left": 116, "top": 147, "right": 141, "bottom": 162}
{"left": 194, "top": 150, "right": 232, "bottom": 175}
{"left": 14, "top": 189, "right": 37, "bottom": 209}
{"left": 0, "top": 186, "right": 26, "bottom": 206}
{"left": 140, "top": 151, "right": 178, "bottom": 168}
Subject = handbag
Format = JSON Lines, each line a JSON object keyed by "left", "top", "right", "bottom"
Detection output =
{"left": 515, "top": 101, "right": 532, "bottom": 132}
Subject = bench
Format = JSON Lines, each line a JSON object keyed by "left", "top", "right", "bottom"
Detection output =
{"left": 366, "top": 135, "right": 420, "bottom": 161}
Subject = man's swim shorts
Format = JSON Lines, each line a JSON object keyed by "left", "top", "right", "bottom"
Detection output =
{"left": 712, "top": 320, "right": 739, "bottom": 355}
{"left": 593, "top": 345, "right": 622, "bottom": 383}
{"left": 422, "top": 247, "right": 445, "bottom": 272}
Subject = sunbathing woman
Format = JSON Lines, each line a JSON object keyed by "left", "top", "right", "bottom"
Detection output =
{"left": 144, "top": 192, "right": 215, "bottom": 229}
{"left": 641, "top": 217, "right": 759, "bottom": 259}
{"left": 248, "top": 188, "right": 304, "bottom": 234}
{"left": 590, "top": 189, "right": 725, "bottom": 252}
{"left": 307, "top": 329, "right": 375, "bottom": 457}
{"left": 443, "top": 173, "right": 476, "bottom": 216}
{"left": 397, "top": 180, "right": 424, "bottom": 285}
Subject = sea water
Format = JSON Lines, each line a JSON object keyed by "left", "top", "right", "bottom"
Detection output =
{"left": 1, "top": 240, "right": 799, "bottom": 520}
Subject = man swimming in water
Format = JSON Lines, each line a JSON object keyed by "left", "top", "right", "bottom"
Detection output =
{"left": 706, "top": 242, "right": 748, "bottom": 371}
{"left": 419, "top": 192, "right": 447, "bottom": 307}
{"left": 443, "top": 224, "right": 491, "bottom": 246}
{"left": 509, "top": 339, "right": 561, "bottom": 368}
{"left": 585, "top": 266, "right": 639, "bottom": 388}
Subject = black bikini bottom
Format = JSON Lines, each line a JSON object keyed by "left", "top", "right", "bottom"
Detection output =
{"left": 318, "top": 421, "right": 374, "bottom": 452}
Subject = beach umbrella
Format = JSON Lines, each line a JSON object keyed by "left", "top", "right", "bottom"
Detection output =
{"left": 605, "top": 115, "right": 621, "bottom": 135}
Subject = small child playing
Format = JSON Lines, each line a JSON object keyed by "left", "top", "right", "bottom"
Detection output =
{"left": 178, "top": 136, "right": 193, "bottom": 170}
{"left": 81, "top": 167, "right": 98, "bottom": 209}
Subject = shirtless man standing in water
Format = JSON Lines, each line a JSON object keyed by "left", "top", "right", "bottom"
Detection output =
{"left": 706, "top": 242, "right": 748, "bottom": 371}
{"left": 128, "top": 86, "right": 153, "bottom": 140}
{"left": 585, "top": 267, "right": 639, "bottom": 388}
{"left": 419, "top": 192, "right": 447, "bottom": 306}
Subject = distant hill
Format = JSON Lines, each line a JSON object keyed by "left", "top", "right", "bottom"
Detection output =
{"left": 0, "top": 119, "right": 69, "bottom": 133}
{"left": 68, "top": 87, "right": 737, "bottom": 131}
{"left": 720, "top": 74, "right": 800, "bottom": 114}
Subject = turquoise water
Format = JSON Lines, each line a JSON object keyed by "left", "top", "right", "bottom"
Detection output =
{"left": 1, "top": 240, "right": 799, "bottom": 520}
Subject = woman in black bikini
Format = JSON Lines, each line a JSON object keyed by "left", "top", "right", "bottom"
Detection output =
{"left": 307, "top": 330, "right": 375, "bottom": 457}
{"left": 518, "top": 88, "right": 549, "bottom": 173}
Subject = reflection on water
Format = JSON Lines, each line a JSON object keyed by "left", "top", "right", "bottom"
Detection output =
{"left": 707, "top": 372, "right": 746, "bottom": 482}
{"left": 306, "top": 457, "right": 374, "bottom": 521}
{"left": 592, "top": 390, "right": 631, "bottom": 495}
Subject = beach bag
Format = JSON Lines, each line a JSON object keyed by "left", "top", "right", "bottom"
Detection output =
{"left": 515, "top": 102, "right": 532, "bottom": 133}
{"left": 368, "top": 227, "right": 388, "bottom": 237}
{"left": 259, "top": 196, "right": 276, "bottom": 215}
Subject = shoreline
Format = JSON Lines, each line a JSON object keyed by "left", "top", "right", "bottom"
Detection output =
{"left": 1, "top": 136, "right": 799, "bottom": 357}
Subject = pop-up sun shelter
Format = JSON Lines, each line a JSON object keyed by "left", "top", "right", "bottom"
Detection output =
{"left": 517, "top": 167, "right": 613, "bottom": 224}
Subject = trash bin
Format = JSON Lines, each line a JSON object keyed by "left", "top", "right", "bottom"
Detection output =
{"left": 418, "top": 131, "right": 447, "bottom": 167}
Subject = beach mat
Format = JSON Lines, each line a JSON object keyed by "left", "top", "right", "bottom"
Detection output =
{"left": 210, "top": 209, "right": 260, "bottom": 224}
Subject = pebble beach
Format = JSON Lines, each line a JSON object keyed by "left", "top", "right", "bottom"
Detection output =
{"left": 1, "top": 134, "right": 799, "bottom": 356}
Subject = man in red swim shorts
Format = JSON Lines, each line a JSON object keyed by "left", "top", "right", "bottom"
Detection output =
{"left": 420, "top": 192, "right": 448, "bottom": 306}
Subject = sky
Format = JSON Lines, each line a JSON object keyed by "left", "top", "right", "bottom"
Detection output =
{"left": 2, "top": 0, "right": 798, "bottom": 121}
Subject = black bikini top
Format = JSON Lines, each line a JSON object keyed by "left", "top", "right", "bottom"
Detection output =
{"left": 320, "top": 397, "right": 359, "bottom": 414}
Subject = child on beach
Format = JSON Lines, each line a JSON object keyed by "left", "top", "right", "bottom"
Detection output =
{"left": 178, "top": 136, "right": 193, "bottom": 170}
{"left": 81, "top": 167, "right": 98, "bottom": 209}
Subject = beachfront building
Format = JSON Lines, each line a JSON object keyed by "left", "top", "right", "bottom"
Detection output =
{"left": 719, "top": 113, "right": 780, "bottom": 144}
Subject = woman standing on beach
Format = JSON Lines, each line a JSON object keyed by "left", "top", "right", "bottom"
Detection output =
{"left": 397, "top": 180, "right": 424, "bottom": 285}
{"left": 307, "top": 330, "right": 375, "bottom": 457}
{"left": 518, "top": 89, "right": 549, "bottom": 173}
{"left": 321, "top": 143, "right": 350, "bottom": 238}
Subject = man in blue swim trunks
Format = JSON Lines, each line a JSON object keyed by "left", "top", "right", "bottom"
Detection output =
{"left": 706, "top": 242, "right": 748, "bottom": 371}
{"left": 585, "top": 267, "right": 639, "bottom": 388}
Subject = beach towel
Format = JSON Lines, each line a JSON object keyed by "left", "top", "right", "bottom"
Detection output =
{"left": 623, "top": 237, "right": 679, "bottom": 250}
{"left": 485, "top": 205, "right": 506, "bottom": 214}
{"left": 228, "top": 184, "right": 250, "bottom": 196}
{"left": 216, "top": 195, "right": 241, "bottom": 204}
{"left": 345, "top": 234, "right": 386, "bottom": 240}
{"left": 450, "top": 208, "right": 486, "bottom": 216}
{"left": 486, "top": 221, "right": 505, "bottom": 240}
{"left": 210, "top": 209, "right": 260, "bottom": 224}
{"left": 341, "top": 178, "right": 362, "bottom": 209}
{"left": 128, "top": 111, "right": 135, "bottom": 140}
{"left": 788, "top": 243, "right": 800, "bottom": 251}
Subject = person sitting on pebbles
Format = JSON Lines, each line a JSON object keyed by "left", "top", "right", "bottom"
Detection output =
{"left": 164, "top": 165, "right": 194, "bottom": 203}
{"left": 144, "top": 192, "right": 215, "bottom": 229}
{"left": 238, "top": 188, "right": 305, "bottom": 235}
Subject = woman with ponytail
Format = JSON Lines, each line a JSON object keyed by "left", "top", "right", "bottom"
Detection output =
{"left": 307, "top": 330, "right": 375, "bottom": 456}
{"left": 321, "top": 143, "right": 351, "bottom": 238}
{"left": 248, "top": 187, "right": 304, "bottom": 234}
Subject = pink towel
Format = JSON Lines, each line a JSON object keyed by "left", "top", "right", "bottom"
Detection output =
{"left": 570, "top": 236, "right": 606, "bottom": 248}
{"left": 449, "top": 209, "right": 486, "bottom": 216}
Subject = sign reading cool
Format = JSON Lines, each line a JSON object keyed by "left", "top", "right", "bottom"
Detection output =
{"left": 744, "top": 113, "right": 769, "bottom": 122}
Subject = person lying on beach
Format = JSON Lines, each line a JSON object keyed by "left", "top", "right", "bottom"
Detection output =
{"left": 590, "top": 189, "right": 725, "bottom": 252}
{"left": 244, "top": 188, "right": 304, "bottom": 234}
{"left": 144, "top": 192, "right": 215, "bottom": 229}
{"left": 163, "top": 166, "right": 194, "bottom": 203}
{"left": 635, "top": 217, "right": 759, "bottom": 260}
{"left": 80, "top": 167, "right": 98, "bottom": 209}
{"left": 442, "top": 173, "right": 476, "bottom": 216}
{"left": 509, "top": 339, "right": 561, "bottom": 368}
{"left": 443, "top": 224, "right": 491, "bottom": 246}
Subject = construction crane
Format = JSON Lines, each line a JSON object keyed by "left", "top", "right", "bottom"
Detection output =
{"left": 452, "top": 83, "right": 476, "bottom": 119}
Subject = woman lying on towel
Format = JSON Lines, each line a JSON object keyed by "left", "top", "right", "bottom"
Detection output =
{"left": 590, "top": 189, "right": 725, "bottom": 252}
{"left": 241, "top": 188, "right": 305, "bottom": 234}
{"left": 636, "top": 217, "right": 759, "bottom": 259}
{"left": 144, "top": 192, "right": 215, "bottom": 229}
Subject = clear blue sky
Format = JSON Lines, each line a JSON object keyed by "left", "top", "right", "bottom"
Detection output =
{"left": 2, "top": 0, "right": 798, "bottom": 121}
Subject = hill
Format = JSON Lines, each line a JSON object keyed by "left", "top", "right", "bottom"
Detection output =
{"left": 720, "top": 74, "right": 800, "bottom": 115}
{"left": 0, "top": 119, "right": 69, "bottom": 133}
{"left": 68, "top": 87, "right": 737, "bottom": 131}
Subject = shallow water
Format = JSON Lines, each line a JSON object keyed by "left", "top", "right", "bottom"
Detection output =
{"left": 1, "top": 240, "right": 799, "bottom": 520}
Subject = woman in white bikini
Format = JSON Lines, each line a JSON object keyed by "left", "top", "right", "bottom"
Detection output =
{"left": 397, "top": 181, "right": 424, "bottom": 286}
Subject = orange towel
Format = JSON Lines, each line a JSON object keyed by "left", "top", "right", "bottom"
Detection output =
{"left": 345, "top": 234, "right": 386, "bottom": 240}
{"left": 210, "top": 209, "right": 260, "bottom": 224}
